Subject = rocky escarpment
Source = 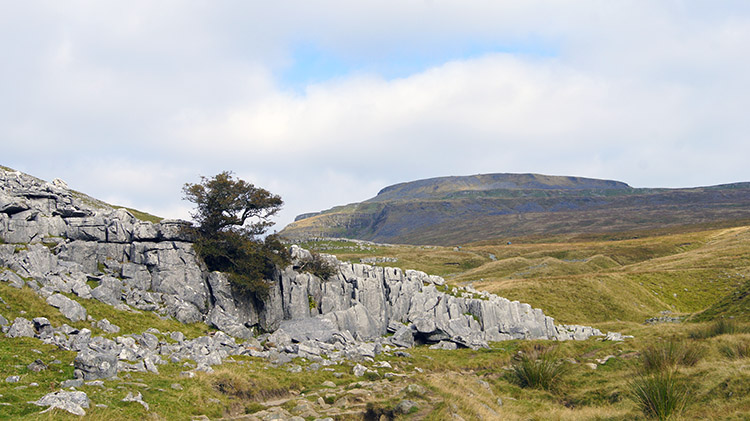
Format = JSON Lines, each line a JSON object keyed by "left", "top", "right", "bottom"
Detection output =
{"left": 0, "top": 167, "right": 607, "bottom": 382}
{"left": 280, "top": 173, "right": 750, "bottom": 245}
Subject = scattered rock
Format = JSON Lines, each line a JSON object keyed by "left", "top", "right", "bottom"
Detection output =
{"left": 352, "top": 364, "right": 367, "bottom": 377}
{"left": 29, "top": 390, "right": 90, "bottom": 416}
{"left": 395, "top": 399, "right": 418, "bottom": 414}
{"left": 6, "top": 317, "right": 35, "bottom": 338}
{"left": 5, "top": 376, "right": 20, "bottom": 383}
{"left": 603, "top": 332, "right": 634, "bottom": 341}
{"left": 74, "top": 349, "right": 118, "bottom": 380}
{"left": 122, "top": 391, "right": 149, "bottom": 410}
{"left": 405, "top": 384, "right": 426, "bottom": 395}
{"left": 27, "top": 359, "right": 47, "bottom": 372}
{"left": 61, "top": 379, "right": 84, "bottom": 388}
{"left": 429, "top": 340, "right": 458, "bottom": 350}
{"left": 373, "top": 361, "right": 392, "bottom": 369}
{"left": 96, "top": 318, "right": 120, "bottom": 334}
{"left": 596, "top": 355, "right": 616, "bottom": 365}
{"left": 46, "top": 294, "right": 87, "bottom": 322}
{"left": 0, "top": 270, "right": 25, "bottom": 289}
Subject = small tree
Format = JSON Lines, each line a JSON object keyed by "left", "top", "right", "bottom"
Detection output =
{"left": 183, "top": 171, "right": 289, "bottom": 297}
{"left": 183, "top": 171, "right": 282, "bottom": 238}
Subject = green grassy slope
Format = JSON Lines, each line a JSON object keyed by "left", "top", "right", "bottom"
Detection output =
{"left": 298, "top": 225, "right": 750, "bottom": 325}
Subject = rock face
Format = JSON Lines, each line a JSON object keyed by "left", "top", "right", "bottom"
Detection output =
{"left": 0, "top": 167, "right": 602, "bottom": 355}
{"left": 0, "top": 169, "right": 209, "bottom": 324}
{"left": 255, "top": 246, "right": 600, "bottom": 348}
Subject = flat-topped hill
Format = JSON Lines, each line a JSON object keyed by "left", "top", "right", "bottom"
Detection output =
{"left": 371, "top": 173, "right": 630, "bottom": 202}
{"left": 281, "top": 173, "right": 750, "bottom": 245}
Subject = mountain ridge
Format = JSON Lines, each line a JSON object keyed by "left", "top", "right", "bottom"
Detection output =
{"left": 281, "top": 172, "right": 750, "bottom": 245}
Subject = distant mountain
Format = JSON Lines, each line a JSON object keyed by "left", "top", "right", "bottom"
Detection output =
{"left": 280, "top": 173, "right": 750, "bottom": 245}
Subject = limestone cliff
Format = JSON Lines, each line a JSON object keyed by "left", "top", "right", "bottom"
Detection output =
{"left": 0, "top": 167, "right": 602, "bottom": 351}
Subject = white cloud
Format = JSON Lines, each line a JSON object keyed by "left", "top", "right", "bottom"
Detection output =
{"left": 1, "top": 1, "right": 749, "bottom": 230}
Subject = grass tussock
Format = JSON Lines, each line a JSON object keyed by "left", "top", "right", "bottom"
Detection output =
{"left": 689, "top": 319, "right": 749, "bottom": 339}
{"left": 208, "top": 367, "right": 287, "bottom": 402}
{"left": 510, "top": 346, "right": 569, "bottom": 391}
{"left": 640, "top": 339, "right": 704, "bottom": 373}
{"left": 629, "top": 370, "right": 687, "bottom": 421}
{"left": 717, "top": 336, "right": 750, "bottom": 359}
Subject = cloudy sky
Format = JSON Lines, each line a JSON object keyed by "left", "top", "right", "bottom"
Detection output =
{"left": 3, "top": 1, "right": 750, "bottom": 230}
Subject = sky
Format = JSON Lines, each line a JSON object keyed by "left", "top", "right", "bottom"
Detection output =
{"left": 3, "top": 1, "right": 750, "bottom": 230}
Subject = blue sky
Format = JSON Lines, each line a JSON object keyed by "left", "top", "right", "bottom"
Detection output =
{"left": 2, "top": 1, "right": 749, "bottom": 230}
{"left": 281, "top": 37, "right": 559, "bottom": 89}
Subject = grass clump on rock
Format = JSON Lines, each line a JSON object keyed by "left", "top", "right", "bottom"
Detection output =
{"left": 296, "top": 251, "right": 338, "bottom": 280}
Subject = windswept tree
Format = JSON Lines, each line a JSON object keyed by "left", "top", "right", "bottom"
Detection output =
{"left": 183, "top": 171, "right": 288, "bottom": 297}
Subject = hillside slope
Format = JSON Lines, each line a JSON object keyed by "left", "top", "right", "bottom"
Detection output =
{"left": 280, "top": 173, "right": 750, "bottom": 245}
{"left": 296, "top": 225, "right": 750, "bottom": 324}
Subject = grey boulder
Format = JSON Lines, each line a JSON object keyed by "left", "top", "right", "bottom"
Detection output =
{"left": 0, "top": 269, "right": 25, "bottom": 288}
{"left": 6, "top": 317, "right": 35, "bottom": 338}
{"left": 74, "top": 349, "right": 118, "bottom": 380}
{"left": 29, "top": 390, "right": 90, "bottom": 416}
{"left": 46, "top": 293, "right": 87, "bottom": 322}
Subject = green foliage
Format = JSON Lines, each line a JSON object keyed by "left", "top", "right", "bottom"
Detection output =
{"left": 183, "top": 171, "right": 282, "bottom": 237}
{"left": 193, "top": 232, "right": 289, "bottom": 298}
{"left": 308, "top": 294, "right": 316, "bottom": 310}
{"left": 296, "top": 251, "right": 337, "bottom": 280}
{"left": 640, "top": 340, "right": 704, "bottom": 373}
{"left": 183, "top": 171, "right": 289, "bottom": 298}
{"left": 463, "top": 312, "right": 480, "bottom": 323}
{"left": 509, "top": 346, "right": 568, "bottom": 391}
{"left": 629, "top": 370, "right": 687, "bottom": 420}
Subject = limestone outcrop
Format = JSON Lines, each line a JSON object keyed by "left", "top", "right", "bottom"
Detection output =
{"left": 0, "top": 167, "right": 603, "bottom": 359}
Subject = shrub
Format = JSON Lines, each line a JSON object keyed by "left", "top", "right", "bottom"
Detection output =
{"left": 296, "top": 251, "right": 337, "bottom": 280}
{"left": 308, "top": 294, "right": 316, "bottom": 310}
{"left": 640, "top": 340, "right": 704, "bottom": 373}
{"left": 194, "top": 232, "right": 289, "bottom": 298}
{"left": 629, "top": 370, "right": 687, "bottom": 420}
{"left": 510, "top": 347, "right": 568, "bottom": 391}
